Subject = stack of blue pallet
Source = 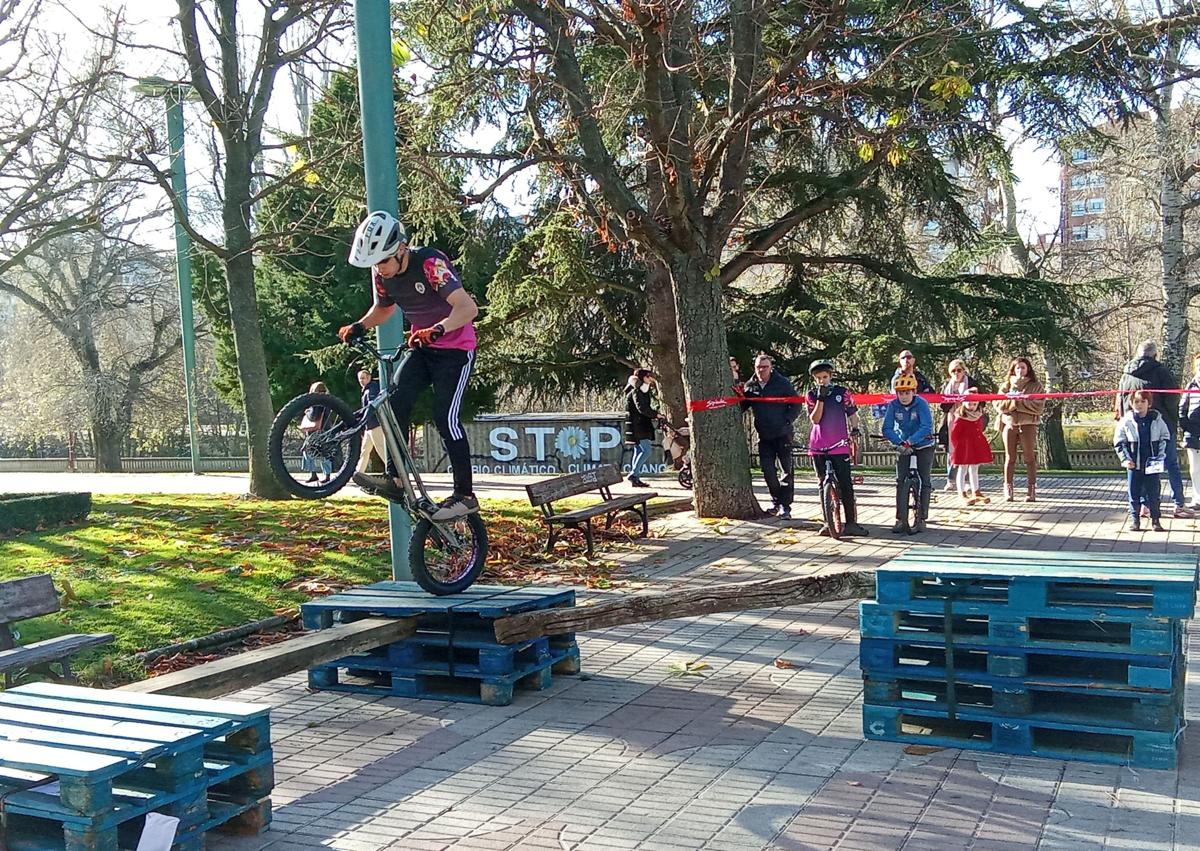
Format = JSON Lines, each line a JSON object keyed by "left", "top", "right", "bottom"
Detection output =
{"left": 301, "top": 582, "right": 581, "bottom": 706}
{"left": 860, "top": 547, "right": 1198, "bottom": 769}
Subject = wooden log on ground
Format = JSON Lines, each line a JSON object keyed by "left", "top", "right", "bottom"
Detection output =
{"left": 121, "top": 617, "right": 417, "bottom": 698}
{"left": 492, "top": 571, "right": 875, "bottom": 644}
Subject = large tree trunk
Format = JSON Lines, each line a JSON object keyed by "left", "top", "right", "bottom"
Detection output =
{"left": 1156, "top": 45, "right": 1189, "bottom": 382}
{"left": 1160, "top": 156, "right": 1189, "bottom": 382}
{"left": 91, "top": 411, "right": 123, "bottom": 472}
{"left": 644, "top": 260, "right": 686, "bottom": 424}
{"left": 643, "top": 151, "right": 686, "bottom": 425}
{"left": 1041, "top": 351, "right": 1070, "bottom": 470}
{"left": 223, "top": 145, "right": 289, "bottom": 499}
{"left": 669, "top": 252, "right": 758, "bottom": 517}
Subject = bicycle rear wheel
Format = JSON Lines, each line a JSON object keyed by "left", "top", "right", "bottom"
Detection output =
{"left": 268, "top": 392, "right": 362, "bottom": 499}
{"left": 678, "top": 464, "right": 693, "bottom": 489}
{"left": 820, "top": 477, "right": 844, "bottom": 539}
{"left": 410, "top": 512, "right": 489, "bottom": 595}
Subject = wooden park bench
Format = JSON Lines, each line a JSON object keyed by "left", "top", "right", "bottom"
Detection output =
{"left": 526, "top": 464, "right": 657, "bottom": 558}
{"left": 0, "top": 573, "right": 114, "bottom": 688}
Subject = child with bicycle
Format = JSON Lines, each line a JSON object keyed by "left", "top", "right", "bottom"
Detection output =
{"left": 883, "top": 374, "right": 935, "bottom": 533}
{"left": 806, "top": 359, "right": 869, "bottom": 537}
{"left": 1114, "top": 389, "right": 1171, "bottom": 532}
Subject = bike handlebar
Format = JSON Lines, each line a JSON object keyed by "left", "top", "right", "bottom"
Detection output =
{"left": 344, "top": 334, "right": 410, "bottom": 365}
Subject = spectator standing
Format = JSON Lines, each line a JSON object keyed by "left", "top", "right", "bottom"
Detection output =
{"left": 993, "top": 357, "right": 1045, "bottom": 502}
{"left": 624, "top": 368, "right": 659, "bottom": 488}
{"left": 891, "top": 349, "right": 935, "bottom": 394}
{"left": 1179, "top": 353, "right": 1200, "bottom": 509}
{"left": 940, "top": 359, "right": 972, "bottom": 492}
{"left": 742, "top": 354, "right": 799, "bottom": 518}
{"left": 1116, "top": 341, "right": 1193, "bottom": 518}
{"left": 1115, "top": 390, "right": 1170, "bottom": 532}
{"left": 300, "top": 381, "right": 331, "bottom": 484}
{"left": 950, "top": 391, "right": 993, "bottom": 504}
{"left": 356, "top": 369, "right": 385, "bottom": 474}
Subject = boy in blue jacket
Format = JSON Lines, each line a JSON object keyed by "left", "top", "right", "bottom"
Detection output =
{"left": 884, "top": 374, "right": 935, "bottom": 533}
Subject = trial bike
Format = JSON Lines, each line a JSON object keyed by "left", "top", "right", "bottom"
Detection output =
{"left": 266, "top": 336, "right": 488, "bottom": 595}
{"left": 894, "top": 443, "right": 924, "bottom": 535}
{"left": 799, "top": 436, "right": 859, "bottom": 540}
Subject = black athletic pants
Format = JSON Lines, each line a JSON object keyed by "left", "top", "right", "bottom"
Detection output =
{"left": 811, "top": 453, "right": 858, "bottom": 523}
{"left": 387, "top": 346, "right": 475, "bottom": 496}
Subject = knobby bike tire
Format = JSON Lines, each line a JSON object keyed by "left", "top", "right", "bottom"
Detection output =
{"left": 268, "top": 392, "right": 362, "bottom": 499}
{"left": 821, "top": 477, "right": 844, "bottom": 540}
{"left": 906, "top": 477, "right": 921, "bottom": 532}
{"left": 410, "top": 512, "right": 489, "bottom": 595}
{"left": 678, "top": 466, "right": 694, "bottom": 489}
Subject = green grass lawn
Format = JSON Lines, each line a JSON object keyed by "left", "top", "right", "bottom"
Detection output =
{"left": 0, "top": 494, "right": 633, "bottom": 684}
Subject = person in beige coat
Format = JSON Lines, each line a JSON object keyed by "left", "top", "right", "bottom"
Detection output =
{"left": 993, "top": 357, "right": 1046, "bottom": 502}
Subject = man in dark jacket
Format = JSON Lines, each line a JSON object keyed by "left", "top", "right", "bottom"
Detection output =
{"left": 890, "top": 349, "right": 935, "bottom": 394}
{"left": 741, "top": 354, "right": 799, "bottom": 518}
{"left": 356, "top": 369, "right": 385, "bottom": 473}
{"left": 1116, "top": 340, "right": 1193, "bottom": 518}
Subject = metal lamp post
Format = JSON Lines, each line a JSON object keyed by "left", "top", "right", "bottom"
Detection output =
{"left": 355, "top": 1, "right": 412, "bottom": 579}
{"left": 133, "top": 76, "right": 202, "bottom": 475}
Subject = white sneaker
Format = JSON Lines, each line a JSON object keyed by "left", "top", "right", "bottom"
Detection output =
{"left": 432, "top": 494, "right": 480, "bottom": 520}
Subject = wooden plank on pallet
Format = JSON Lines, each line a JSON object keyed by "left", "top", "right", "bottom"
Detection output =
{"left": 492, "top": 571, "right": 876, "bottom": 644}
{"left": 18, "top": 682, "right": 267, "bottom": 720}
{"left": 120, "top": 617, "right": 417, "bottom": 698}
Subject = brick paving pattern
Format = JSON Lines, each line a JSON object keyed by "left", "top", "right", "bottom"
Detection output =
{"left": 206, "top": 474, "right": 1200, "bottom": 850}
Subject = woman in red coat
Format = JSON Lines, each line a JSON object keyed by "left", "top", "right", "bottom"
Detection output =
{"left": 950, "top": 390, "right": 994, "bottom": 504}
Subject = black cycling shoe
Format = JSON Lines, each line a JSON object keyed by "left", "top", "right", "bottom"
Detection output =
{"left": 910, "top": 518, "right": 926, "bottom": 534}
{"left": 891, "top": 520, "right": 906, "bottom": 534}
{"left": 352, "top": 472, "right": 405, "bottom": 501}
{"left": 843, "top": 522, "right": 870, "bottom": 537}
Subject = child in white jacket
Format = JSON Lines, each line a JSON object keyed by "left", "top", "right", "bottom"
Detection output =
{"left": 1114, "top": 390, "right": 1171, "bottom": 531}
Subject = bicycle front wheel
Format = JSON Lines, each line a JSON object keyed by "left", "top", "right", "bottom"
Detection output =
{"left": 268, "top": 392, "right": 362, "bottom": 499}
{"left": 410, "top": 512, "right": 489, "bottom": 595}
{"left": 821, "top": 478, "right": 844, "bottom": 539}
{"left": 905, "top": 478, "right": 921, "bottom": 532}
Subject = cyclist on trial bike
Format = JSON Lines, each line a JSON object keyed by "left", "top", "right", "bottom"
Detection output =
{"left": 883, "top": 373, "right": 935, "bottom": 534}
{"left": 338, "top": 211, "right": 480, "bottom": 521}
{"left": 806, "top": 359, "right": 869, "bottom": 537}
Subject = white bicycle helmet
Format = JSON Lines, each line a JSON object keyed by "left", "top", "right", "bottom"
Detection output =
{"left": 348, "top": 210, "right": 407, "bottom": 267}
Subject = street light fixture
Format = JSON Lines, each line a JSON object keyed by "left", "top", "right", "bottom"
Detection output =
{"left": 133, "top": 76, "right": 202, "bottom": 475}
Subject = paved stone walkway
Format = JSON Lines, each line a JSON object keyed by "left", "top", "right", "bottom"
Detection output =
{"left": 197, "top": 473, "right": 1200, "bottom": 850}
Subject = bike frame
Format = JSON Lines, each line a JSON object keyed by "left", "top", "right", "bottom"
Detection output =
{"left": 343, "top": 340, "right": 465, "bottom": 544}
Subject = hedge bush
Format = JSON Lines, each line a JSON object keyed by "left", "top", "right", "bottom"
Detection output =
{"left": 0, "top": 493, "right": 92, "bottom": 534}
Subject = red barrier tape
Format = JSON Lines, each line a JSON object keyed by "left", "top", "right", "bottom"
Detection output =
{"left": 688, "top": 387, "right": 1199, "bottom": 413}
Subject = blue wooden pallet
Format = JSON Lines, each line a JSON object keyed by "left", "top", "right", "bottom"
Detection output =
{"left": 862, "top": 703, "right": 1181, "bottom": 769}
{"left": 879, "top": 547, "right": 1198, "bottom": 618}
{"left": 862, "top": 673, "right": 1183, "bottom": 732}
{"left": 859, "top": 637, "right": 1182, "bottom": 691}
{"left": 0, "top": 684, "right": 272, "bottom": 851}
{"left": 301, "top": 582, "right": 576, "bottom": 633}
{"left": 357, "top": 634, "right": 572, "bottom": 677}
{"left": 859, "top": 600, "right": 1180, "bottom": 655}
{"left": 311, "top": 643, "right": 581, "bottom": 706}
